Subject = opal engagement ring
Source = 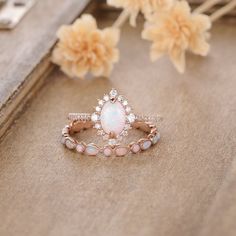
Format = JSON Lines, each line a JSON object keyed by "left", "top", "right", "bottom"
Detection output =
{"left": 61, "top": 89, "right": 161, "bottom": 157}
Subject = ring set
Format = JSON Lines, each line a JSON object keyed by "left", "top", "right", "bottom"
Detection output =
{"left": 61, "top": 89, "right": 161, "bottom": 157}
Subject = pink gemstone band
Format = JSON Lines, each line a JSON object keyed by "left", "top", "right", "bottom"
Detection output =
{"left": 61, "top": 120, "right": 160, "bottom": 157}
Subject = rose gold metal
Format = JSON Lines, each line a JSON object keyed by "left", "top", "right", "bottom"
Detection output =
{"left": 62, "top": 89, "right": 161, "bottom": 157}
{"left": 61, "top": 120, "right": 160, "bottom": 157}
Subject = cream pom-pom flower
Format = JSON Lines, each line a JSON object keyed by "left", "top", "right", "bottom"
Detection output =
{"left": 142, "top": 1, "right": 211, "bottom": 73}
{"left": 108, "top": 0, "right": 174, "bottom": 26}
{"left": 52, "top": 14, "right": 120, "bottom": 79}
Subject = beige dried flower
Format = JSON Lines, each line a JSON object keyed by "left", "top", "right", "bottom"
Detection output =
{"left": 108, "top": 0, "right": 174, "bottom": 26}
{"left": 52, "top": 14, "right": 120, "bottom": 79}
{"left": 142, "top": 1, "right": 211, "bottom": 73}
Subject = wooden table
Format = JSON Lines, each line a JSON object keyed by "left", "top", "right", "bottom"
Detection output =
{"left": 0, "top": 3, "right": 236, "bottom": 236}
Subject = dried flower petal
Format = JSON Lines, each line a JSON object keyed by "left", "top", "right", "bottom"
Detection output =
{"left": 142, "top": 1, "right": 211, "bottom": 73}
{"left": 52, "top": 14, "right": 120, "bottom": 79}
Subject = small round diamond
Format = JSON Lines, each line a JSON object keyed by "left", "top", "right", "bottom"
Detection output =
{"left": 98, "top": 100, "right": 104, "bottom": 106}
{"left": 117, "top": 95, "right": 123, "bottom": 102}
{"left": 125, "top": 124, "right": 131, "bottom": 130}
{"left": 103, "top": 94, "right": 109, "bottom": 101}
{"left": 97, "top": 130, "right": 104, "bottom": 136}
{"left": 108, "top": 139, "right": 117, "bottom": 146}
{"left": 127, "top": 113, "right": 135, "bottom": 123}
{"left": 125, "top": 106, "right": 131, "bottom": 113}
{"left": 123, "top": 100, "right": 128, "bottom": 106}
{"left": 122, "top": 130, "right": 128, "bottom": 136}
{"left": 91, "top": 113, "right": 99, "bottom": 122}
{"left": 95, "top": 123, "right": 101, "bottom": 129}
{"left": 95, "top": 106, "right": 101, "bottom": 112}
{"left": 109, "top": 89, "right": 118, "bottom": 98}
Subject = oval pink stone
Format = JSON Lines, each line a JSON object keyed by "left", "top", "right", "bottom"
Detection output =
{"left": 100, "top": 101, "right": 126, "bottom": 136}
{"left": 76, "top": 144, "right": 85, "bottom": 153}
{"left": 131, "top": 144, "right": 140, "bottom": 153}
{"left": 115, "top": 147, "right": 128, "bottom": 157}
{"left": 103, "top": 147, "right": 112, "bottom": 157}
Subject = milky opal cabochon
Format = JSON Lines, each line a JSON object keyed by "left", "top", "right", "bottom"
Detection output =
{"left": 100, "top": 101, "right": 126, "bottom": 136}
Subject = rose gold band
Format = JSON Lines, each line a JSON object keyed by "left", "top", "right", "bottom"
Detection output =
{"left": 61, "top": 120, "right": 160, "bottom": 157}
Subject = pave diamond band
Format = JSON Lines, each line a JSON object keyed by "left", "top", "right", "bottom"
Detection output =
{"left": 68, "top": 113, "right": 161, "bottom": 123}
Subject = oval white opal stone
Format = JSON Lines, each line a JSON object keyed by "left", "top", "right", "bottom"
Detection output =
{"left": 140, "top": 140, "right": 152, "bottom": 150}
{"left": 151, "top": 133, "right": 161, "bottom": 144}
{"left": 65, "top": 138, "right": 76, "bottom": 149}
{"left": 85, "top": 144, "right": 99, "bottom": 156}
{"left": 100, "top": 101, "right": 126, "bottom": 136}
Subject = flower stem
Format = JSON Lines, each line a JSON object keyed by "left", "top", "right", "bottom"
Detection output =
{"left": 193, "top": 0, "right": 221, "bottom": 14}
{"left": 113, "top": 9, "right": 130, "bottom": 28}
{"left": 210, "top": 0, "right": 236, "bottom": 22}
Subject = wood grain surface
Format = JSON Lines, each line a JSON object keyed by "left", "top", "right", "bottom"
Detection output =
{"left": 0, "top": 15, "right": 236, "bottom": 236}
{"left": 0, "top": 0, "right": 90, "bottom": 137}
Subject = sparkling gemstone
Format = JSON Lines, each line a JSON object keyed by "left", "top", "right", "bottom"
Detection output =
{"left": 117, "top": 95, "right": 123, "bottom": 102}
{"left": 109, "top": 89, "right": 118, "bottom": 98}
{"left": 108, "top": 139, "right": 117, "bottom": 146}
{"left": 127, "top": 113, "right": 135, "bottom": 123}
{"left": 95, "top": 123, "right": 101, "bottom": 129}
{"left": 140, "top": 140, "right": 152, "bottom": 150}
{"left": 103, "top": 147, "right": 112, "bottom": 157}
{"left": 97, "top": 130, "right": 105, "bottom": 136}
{"left": 123, "top": 100, "right": 128, "bottom": 106}
{"left": 91, "top": 113, "right": 99, "bottom": 122}
{"left": 76, "top": 143, "right": 85, "bottom": 153}
{"left": 96, "top": 106, "right": 101, "bottom": 112}
{"left": 125, "top": 106, "right": 131, "bottom": 113}
{"left": 151, "top": 133, "right": 161, "bottom": 144}
{"left": 125, "top": 124, "right": 131, "bottom": 130}
{"left": 98, "top": 100, "right": 104, "bottom": 106}
{"left": 122, "top": 130, "right": 128, "bottom": 136}
{"left": 100, "top": 101, "right": 126, "bottom": 136}
{"left": 103, "top": 94, "right": 109, "bottom": 101}
{"left": 65, "top": 139, "right": 76, "bottom": 149}
{"left": 85, "top": 144, "right": 99, "bottom": 156}
{"left": 115, "top": 147, "right": 128, "bottom": 156}
{"left": 131, "top": 144, "right": 140, "bottom": 153}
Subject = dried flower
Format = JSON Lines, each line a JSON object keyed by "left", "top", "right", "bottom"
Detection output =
{"left": 143, "top": 0, "right": 175, "bottom": 16}
{"left": 108, "top": 0, "right": 174, "bottom": 26}
{"left": 142, "top": 1, "right": 211, "bottom": 73}
{"left": 52, "top": 14, "right": 120, "bottom": 79}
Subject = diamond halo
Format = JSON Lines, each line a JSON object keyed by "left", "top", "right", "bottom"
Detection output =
{"left": 91, "top": 89, "right": 135, "bottom": 144}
